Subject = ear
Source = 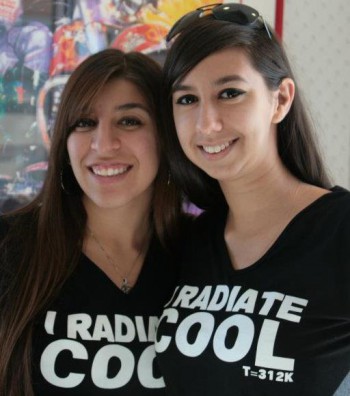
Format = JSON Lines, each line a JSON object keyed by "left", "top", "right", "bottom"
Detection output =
{"left": 272, "top": 78, "right": 295, "bottom": 124}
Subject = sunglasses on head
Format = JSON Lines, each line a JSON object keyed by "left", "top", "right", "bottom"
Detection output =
{"left": 166, "top": 2, "right": 272, "bottom": 42}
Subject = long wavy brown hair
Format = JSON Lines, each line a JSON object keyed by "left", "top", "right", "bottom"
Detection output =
{"left": 0, "top": 49, "right": 182, "bottom": 396}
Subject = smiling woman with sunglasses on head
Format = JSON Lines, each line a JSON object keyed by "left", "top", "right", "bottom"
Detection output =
{"left": 155, "top": 3, "right": 350, "bottom": 396}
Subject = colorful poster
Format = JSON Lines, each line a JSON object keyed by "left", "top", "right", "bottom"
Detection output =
{"left": 0, "top": 0, "right": 282, "bottom": 211}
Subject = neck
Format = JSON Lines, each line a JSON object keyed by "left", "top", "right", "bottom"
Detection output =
{"left": 82, "top": 199, "right": 152, "bottom": 293}
{"left": 220, "top": 162, "right": 302, "bottom": 233}
{"left": 83, "top": 200, "right": 152, "bottom": 250}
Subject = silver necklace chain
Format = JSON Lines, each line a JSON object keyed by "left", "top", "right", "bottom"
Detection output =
{"left": 87, "top": 227, "right": 146, "bottom": 294}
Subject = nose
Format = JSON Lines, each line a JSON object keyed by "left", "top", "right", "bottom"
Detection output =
{"left": 195, "top": 101, "right": 223, "bottom": 136}
{"left": 90, "top": 121, "right": 121, "bottom": 153}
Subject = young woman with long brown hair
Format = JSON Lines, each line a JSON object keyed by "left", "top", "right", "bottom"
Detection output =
{"left": 0, "top": 48, "right": 183, "bottom": 395}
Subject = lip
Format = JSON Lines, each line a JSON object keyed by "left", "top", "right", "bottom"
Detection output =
{"left": 198, "top": 138, "right": 238, "bottom": 159}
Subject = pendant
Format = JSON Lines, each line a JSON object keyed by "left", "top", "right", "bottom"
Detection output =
{"left": 121, "top": 278, "right": 132, "bottom": 294}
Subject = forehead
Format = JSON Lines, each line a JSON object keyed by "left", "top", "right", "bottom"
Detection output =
{"left": 178, "top": 47, "right": 260, "bottom": 86}
{"left": 96, "top": 78, "right": 146, "bottom": 103}
{"left": 81, "top": 78, "right": 150, "bottom": 114}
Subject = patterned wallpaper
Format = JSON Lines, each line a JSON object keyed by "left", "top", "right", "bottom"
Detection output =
{"left": 283, "top": 0, "right": 350, "bottom": 188}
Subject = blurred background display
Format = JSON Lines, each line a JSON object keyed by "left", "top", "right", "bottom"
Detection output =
{"left": 0, "top": 1, "right": 292, "bottom": 213}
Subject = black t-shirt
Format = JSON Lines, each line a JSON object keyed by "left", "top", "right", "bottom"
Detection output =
{"left": 28, "top": 236, "right": 177, "bottom": 395}
{"left": 156, "top": 187, "right": 350, "bottom": 396}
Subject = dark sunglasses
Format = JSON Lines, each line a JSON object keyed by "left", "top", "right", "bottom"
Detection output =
{"left": 166, "top": 2, "right": 272, "bottom": 42}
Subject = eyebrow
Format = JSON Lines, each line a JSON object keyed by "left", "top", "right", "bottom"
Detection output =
{"left": 116, "top": 102, "right": 150, "bottom": 114}
{"left": 172, "top": 74, "right": 248, "bottom": 93}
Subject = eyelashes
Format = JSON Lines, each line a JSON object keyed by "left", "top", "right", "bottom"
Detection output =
{"left": 174, "top": 88, "right": 246, "bottom": 106}
{"left": 68, "top": 118, "right": 96, "bottom": 133}
{"left": 68, "top": 116, "right": 144, "bottom": 133}
{"left": 119, "top": 117, "right": 143, "bottom": 127}
{"left": 175, "top": 94, "right": 198, "bottom": 105}
{"left": 219, "top": 88, "right": 245, "bottom": 99}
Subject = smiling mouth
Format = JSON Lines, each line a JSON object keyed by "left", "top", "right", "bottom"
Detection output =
{"left": 201, "top": 139, "right": 237, "bottom": 154}
{"left": 91, "top": 165, "right": 131, "bottom": 177}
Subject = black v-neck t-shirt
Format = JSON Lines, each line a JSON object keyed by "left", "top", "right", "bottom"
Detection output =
{"left": 31, "top": 236, "right": 176, "bottom": 395}
{"left": 156, "top": 187, "right": 350, "bottom": 396}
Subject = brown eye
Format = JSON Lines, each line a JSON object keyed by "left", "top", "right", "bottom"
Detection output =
{"left": 119, "top": 117, "right": 142, "bottom": 127}
{"left": 220, "top": 88, "right": 245, "bottom": 99}
{"left": 175, "top": 94, "right": 198, "bottom": 105}
{"left": 70, "top": 118, "right": 97, "bottom": 132}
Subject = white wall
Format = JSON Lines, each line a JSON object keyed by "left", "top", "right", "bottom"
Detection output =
{"left": 283, "top": 0, "right": 350, "bottom": 188}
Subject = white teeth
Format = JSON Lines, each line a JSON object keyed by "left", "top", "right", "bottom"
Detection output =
{"left": 92, "top": 166, "right": 129, "bottom": 176}
{"left": 202, "top": 141, "right": 231, "bottom": 154}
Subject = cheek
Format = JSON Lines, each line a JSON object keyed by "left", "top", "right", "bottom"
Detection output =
{"left": 67, "top": 134, "right": 90, "bottom": 172}
{"left": 66, "top": 135, "right": 79, "bottom": 163}
{"left": 138, "top": 133, "right": 160, "bottom": 169}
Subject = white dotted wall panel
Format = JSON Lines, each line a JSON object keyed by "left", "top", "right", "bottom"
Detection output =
{"left": 283, "top": 0, "right": 350, "bottom": 188}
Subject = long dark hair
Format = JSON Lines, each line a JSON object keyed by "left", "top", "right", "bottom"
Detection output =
{"left": 162, "top": 17, "right": 332, "bottom": 210}
{"left": 0, "top": 49, "right": 182, "bottom": 396}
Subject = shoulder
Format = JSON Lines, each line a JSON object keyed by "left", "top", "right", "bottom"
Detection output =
{"left": 328, "top": 186, "right": 350, "bottom": 245}
{"left": 291, "top": 186, "right": 350, "bottom": 240}
{"left": 319, "top": 186, "right": 350, "bottom": 223}
{"left": 326, "top": 185, "right": 350, "bottom": 206}
{"left": 299, "top": 187, "right": 350, "bottom": 263}
{"left": 300, "top": 186, "right": 350, "bottom": 221}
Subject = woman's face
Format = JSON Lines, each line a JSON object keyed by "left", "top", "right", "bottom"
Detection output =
{"left": 172, "top": 47, "right": 285, "bottom": 184}
{"left": 67, "top": 78, "right": 159, "bottom": 212}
